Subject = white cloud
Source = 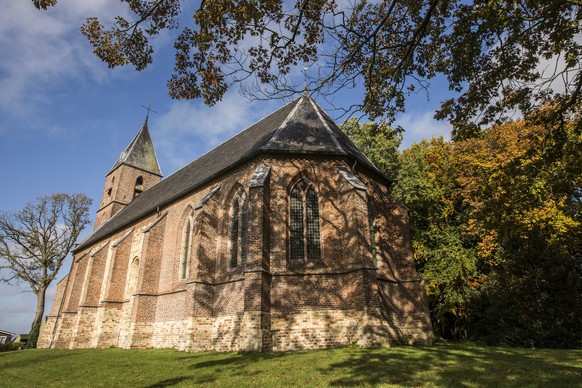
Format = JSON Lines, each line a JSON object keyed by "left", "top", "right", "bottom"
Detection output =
{"left": 0, "top": 1, "right": 131, "bottom": 118}
{"left": 396, "top": 110, "right": 452, "bottom": 149}
{"left": 153, "top": 92, "right": 279, "bottom": 173}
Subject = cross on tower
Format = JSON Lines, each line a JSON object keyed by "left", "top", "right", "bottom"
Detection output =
{"left": 142, "top": 99, "right": 157, "bottom": 119}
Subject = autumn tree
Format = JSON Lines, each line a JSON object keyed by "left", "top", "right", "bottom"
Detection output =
{"left": 349, "top": 108, "right": 581, "bottom": 345}
{"left": 454, "top": 114, "right": 582, "bottom": 347}
{"left": 0, "top": 194, "right": 91, "bottom": 348}
{"left": 32, "top": 0, "right": 581, "bottom": 128}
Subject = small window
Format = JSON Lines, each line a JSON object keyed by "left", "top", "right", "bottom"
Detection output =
{"left": 134, "top": 176, "right": 144, "bottom": 198}
{"left": 107, "top": 188, "right": 112, "bottom": 197}
{"left": 289, "top": 180, "right": 321, "bottom": 261}
{"left": 229, "top": 188, "right": 248, "bottom": 268}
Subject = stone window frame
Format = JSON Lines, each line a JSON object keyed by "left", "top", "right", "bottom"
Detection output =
{"left": 125, "top": 256, "right": 140, "bottom": 298}
{"left": 367, "top": 196, "right": 378, "bottom": 266}
{"left": 228, "top": 186, "right": 248, "bottom": 269}
{"left": 288, "top": 177, "right": 322, "bottom": 263}
{"left": 180, "top": 215, "right": 196, "bottom": 280}
{"left": 176, "top": 206, "right": 196, "bottom": 282}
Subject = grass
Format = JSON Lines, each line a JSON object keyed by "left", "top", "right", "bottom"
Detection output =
{"left": 0, "top": 342, "right": 580, "bottom": 387}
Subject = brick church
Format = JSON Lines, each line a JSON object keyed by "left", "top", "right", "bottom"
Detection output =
{"left": 39, "top": 95, "right": 432, "bottom": 351}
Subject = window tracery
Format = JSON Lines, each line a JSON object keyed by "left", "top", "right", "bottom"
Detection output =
{"left": 290, "top": 180, "right": 321, "bottom": 262}
{"left": 230, "top": 188, "right": 248, "bottom": 268}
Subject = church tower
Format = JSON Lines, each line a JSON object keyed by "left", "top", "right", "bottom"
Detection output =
{"left": 94, "top": 115, "right": 162, "bottom": 229}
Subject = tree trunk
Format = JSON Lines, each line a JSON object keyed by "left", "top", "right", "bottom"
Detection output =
{"left": 27, "top": 287, "right": 46, "bottom": 349}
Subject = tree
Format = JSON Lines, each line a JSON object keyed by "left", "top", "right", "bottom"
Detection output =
{"left": 392, "top": 137, "right": 478, "bottom": 339}
{"left": 350, "top": 109, "right": 582, "bottom": 343}
{"left": 0, "top": 194, "right": 91, "bottom": 348}
{"left": 340, "top": 118, "right": 402, "bottom": 181}
{"left": 454, "top": 113, "right": 582, "bottom": 347}
{"left": 31, "top": 0, "right": 581, "bottom": 128}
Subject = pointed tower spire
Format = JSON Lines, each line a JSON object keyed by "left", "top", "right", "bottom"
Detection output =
{"left": 108, "top": 117, "right": 162, "bottom": 177}
{"left": 94, "top": 115, "right": 163, "bottom": 229}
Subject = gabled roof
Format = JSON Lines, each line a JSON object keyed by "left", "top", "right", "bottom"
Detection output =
{"left": 74, "top": 95, "right": 383, "bottom": 252}
{"left": 0, "top": 330, "right": 17, "bottom": 339}
{"left": 108, "top": 116, "right": 163, "bottom": 177}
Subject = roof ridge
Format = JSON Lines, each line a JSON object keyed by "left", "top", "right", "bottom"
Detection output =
{"left": 156, "top": 98, "right": 300, "bottom": 183}
{"left": 74, "top": 95, "right": 391, "bottom": 253}
{"left": 308, "top": 97, "right": 344, "bottom": 153}
{"left": 317, "top": 107, "right": 378, "bottom": 168}
{"left": 264, "top": 95, "right": 305, "bottom": 149}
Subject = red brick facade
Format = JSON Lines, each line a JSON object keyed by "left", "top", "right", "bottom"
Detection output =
{"left": 40, "top": 97, "right": 432, "bottom": 351}
{"left": 40, "top": 155, "right": 432, "bottom": 351}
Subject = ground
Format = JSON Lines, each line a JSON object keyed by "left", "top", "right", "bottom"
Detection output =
{"left": 0, "top": 342, "right": 580, "bottom": 387}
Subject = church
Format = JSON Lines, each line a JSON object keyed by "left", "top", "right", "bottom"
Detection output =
{"left": 39, "top": 95, "right": 432, "bottom": 351}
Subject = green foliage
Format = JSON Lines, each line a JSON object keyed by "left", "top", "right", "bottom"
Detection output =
{"left": 340, "top": 118, "right": 402, "bottom": 181}
{"left": 32, "top": 1, "right": 581, "bottom": 125}
{"left": 468, "top": 230, "right": 582, "bottom": 348}
{"left": 348, "top": 112, "right": 582, "bottom": 346}
{"left": 0, "top": 342, "right": 21, "bottom": 352}
{"left": 392, "top": 137, "right": 477, "bottom": 339}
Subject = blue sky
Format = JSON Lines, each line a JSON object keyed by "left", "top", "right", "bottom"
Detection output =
{"left": 0, "top": 1, "right": 452, "bottom": 334}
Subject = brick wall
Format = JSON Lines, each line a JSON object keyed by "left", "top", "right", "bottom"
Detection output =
{"left": 44, "top": 154, "right": 432, "bottom": 351}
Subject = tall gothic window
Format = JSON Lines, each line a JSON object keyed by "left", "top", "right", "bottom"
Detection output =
{"left": 367, "top": 198, "right": 378, "bottom": 265}
{"left": 180, "top": 218, "right": 193, "bottom": 279}
{"left": 290, "top": 180, "right": 321, "bottom": 261}
{"left": 230, "top": 188, "right": 248, "bottom": 268}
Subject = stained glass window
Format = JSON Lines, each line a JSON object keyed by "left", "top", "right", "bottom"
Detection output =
{"left": 230, "top": 199, "right": 239, "bottom": 268}
{"left": 290, "top": 187, "right": 305, "bottom": 261}
{"left": 181, "top": 219, "right": 191, "bottom": 279}
{"left": 306, "top": 186, "right": 321, "bottom": 261}
{"left": 230, "top": 189, "right": 248, "bottom": 268}
{"left": 290, "top": 180, "right": 320, "bottom": 262}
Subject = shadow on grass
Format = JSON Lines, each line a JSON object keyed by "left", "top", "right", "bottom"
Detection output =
{"left": 0, "top": 350, "right": 75, "bottom": 370}
{"left": 146, "top": 377, "right": 190, "bottom": 387}
{"left": 320, "top": 343, "right": 582, "bottom": 387}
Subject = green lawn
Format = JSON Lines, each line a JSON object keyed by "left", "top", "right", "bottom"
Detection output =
{"left": 0, "top": 343, "right": 580, "bottom": 387}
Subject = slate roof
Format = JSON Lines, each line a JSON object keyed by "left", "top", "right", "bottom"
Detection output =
{"left": 108, "top": 116, "right": 163, "bottom": 177}
{"left": 74, "top": 95, "right": 383, "bottom": 252}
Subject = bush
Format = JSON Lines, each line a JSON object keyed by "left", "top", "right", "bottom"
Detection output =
{"left": 0, "top": 342, "right": 21, "bottom": 352}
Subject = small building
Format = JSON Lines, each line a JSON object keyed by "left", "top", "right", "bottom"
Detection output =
{"left": 0, "top": 330, "right": 16, "bottom": 345}
{"left": 40, "top": 96, "right": 432, "bottom": 351}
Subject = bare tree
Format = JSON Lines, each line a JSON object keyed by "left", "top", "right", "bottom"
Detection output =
{"left": 0, "top": 193, "right": 91, "bottom": 348}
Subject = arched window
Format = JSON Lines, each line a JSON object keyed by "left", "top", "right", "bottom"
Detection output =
{"left": 230, "top": 188, "right": 248, "bottom": 268}
{"left": 127, "top": 257, "right": 139, "bottom": 297}
{"left": 134, "top": 176, "right": 144, "bottom": 198}
{"left": 180, "top": 219, "right": 193, "bottom": 279}
{"left": 290, "top": 180, "right": 321, "bottom": 261}
{"left": 367, "top": 198, "right": 378, "bottom": 265}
